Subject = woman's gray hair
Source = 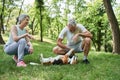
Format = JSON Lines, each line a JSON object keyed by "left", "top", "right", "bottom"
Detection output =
{"left": 68, "top": 18, "right": 76, "bottom": 27}
{"left": 16, "top": 14, "right": 29, "bottom": 24}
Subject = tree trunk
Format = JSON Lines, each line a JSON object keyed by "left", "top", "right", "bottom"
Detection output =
{"left": 96, "top": 21, "right": 102, "bottom": 51}
{"left": 0, "top": 16, "right": 5, "bottom": 44}
{"left": 0, "top": 0, "right": 5, "bottom": 44}
{"left": 39, "top": 7, "right": 43, "bottom": 42}
{"left": 31, "top": 17, "right": 35, "bottom": 35}
{"left": 1, "top": 0, "right": 5, "bottom": 34}
{"left": 0, "top": 34, "right": 5, "bottom": 44}
{"left": 18, "top": 0, "right": 24, "bottom": 16}
{"left": 0, "top": 19, "right": 5, "bottom": 44}
{"left": 6, "top": 10, "right": 12, "bottom": 27}
{"left": 103, "top": 0, "right": 120, "bottom": 54}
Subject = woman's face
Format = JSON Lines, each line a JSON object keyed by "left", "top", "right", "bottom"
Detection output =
{"left": 21, "top": 17, "right": 29, "bottom": 27}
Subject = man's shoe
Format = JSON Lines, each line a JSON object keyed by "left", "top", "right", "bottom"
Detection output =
{"left": 82, "top": 59, "right": 90, "bottom": 64}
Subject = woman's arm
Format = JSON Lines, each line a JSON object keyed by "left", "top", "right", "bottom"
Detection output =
{"left": 25, "top": 30, "right": 34, "bottom": 54}
{"left": 11, "top": 26, "right": 28, "bottom": 42}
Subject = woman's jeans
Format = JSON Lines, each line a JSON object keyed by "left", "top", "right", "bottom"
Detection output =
{"left": 4, "top": 39, "right": 30, "bottom": 62}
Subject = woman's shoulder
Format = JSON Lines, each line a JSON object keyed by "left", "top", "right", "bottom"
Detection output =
{"left": 10, "top": 25, "right": 17, "bottom": 31}
{"left": 11, "top": 25, "right": 18, "bottom": 28}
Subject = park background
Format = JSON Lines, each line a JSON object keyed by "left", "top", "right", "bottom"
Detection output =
{"left": 0, "top": 0, "right": 120, "bottom": 80}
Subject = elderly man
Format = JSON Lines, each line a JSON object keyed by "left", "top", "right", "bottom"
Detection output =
{"left": 53, "top": 18, "right": 92, "bottom": 64}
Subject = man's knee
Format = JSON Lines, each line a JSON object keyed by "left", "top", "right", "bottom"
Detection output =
{"left": 53, "top": 46, "right": 64, "bottom": 54}
{"left": 84, "top": 38, "right": 91, "bottom": 45}
{"left": 53, "top": 46, "right": 59, "bottom": 54}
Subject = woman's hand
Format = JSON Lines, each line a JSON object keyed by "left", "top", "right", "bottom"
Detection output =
{"left": 23, "top": 33, "right": 34, "bottom": 40}
{"left": 27, "top": 34, "right": 34, "bottom": 40}
{"left": 29, "top": 47, "right": 33, "bottom": 54}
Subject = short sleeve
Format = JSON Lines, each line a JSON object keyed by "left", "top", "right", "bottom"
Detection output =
{"left": 58, "top": 27, "right": 67, "bottom": 39}
{"left": 77, "top": 24, "right": 87, "bottom": 32}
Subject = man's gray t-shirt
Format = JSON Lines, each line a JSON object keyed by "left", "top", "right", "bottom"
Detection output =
{"left": 59, "top": 24, "right": 87, "bottom": 46}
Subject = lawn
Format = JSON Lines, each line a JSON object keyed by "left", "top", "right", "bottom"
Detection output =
{"left": 0, "top": 39, "right": 120, "bottom": 80}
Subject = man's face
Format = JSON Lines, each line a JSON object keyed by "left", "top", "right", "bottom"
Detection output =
{"left": 68, "top": 24, "right": 76, "bottom": 33}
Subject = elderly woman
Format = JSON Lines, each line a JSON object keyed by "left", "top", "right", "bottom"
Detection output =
{"left": 4, "top": 14, "right": 34, "bottom": 67}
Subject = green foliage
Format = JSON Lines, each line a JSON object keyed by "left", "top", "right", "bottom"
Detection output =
{"left": 114, "top": 2, "right": 120, "bottom": 26}
{"left": 0, "top": 40, "right": 120, "bottom": 80}
{"left": 1, "top": 0, "right": 120, "bottom": 51}
{"left": 75, "top": 0, "right": 112, "bottom": 51}
{"left": 35, "top": 0, "right": 44, "bottom": 8}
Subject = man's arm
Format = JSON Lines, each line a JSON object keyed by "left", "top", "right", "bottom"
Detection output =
{"left": 72, "top": 30, "right": 92, "bottom": 42}
{"left": 57, "top": 38, "right": 70, "bottom": 50}
{"left": 78, "top": 31, "right": 92, "bottom": 38}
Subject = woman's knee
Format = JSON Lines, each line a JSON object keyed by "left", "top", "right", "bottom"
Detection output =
{"left": 18, "top": 38, "right": 26, "bottom": 44}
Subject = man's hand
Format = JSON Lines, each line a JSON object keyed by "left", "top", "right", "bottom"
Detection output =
{"left": 72, "top": 33, "right": 79, "bottom": 43}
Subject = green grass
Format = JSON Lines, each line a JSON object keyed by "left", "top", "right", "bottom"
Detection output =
{"left": 0, "top": 39, "right": 120, "bottom": 80}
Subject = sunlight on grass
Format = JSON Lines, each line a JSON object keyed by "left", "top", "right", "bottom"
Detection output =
{"left": 32, "top": 42, "right": 40, "bottom": 46}
{"left": 43, "top": 38, "right": 56, "bottom": 44}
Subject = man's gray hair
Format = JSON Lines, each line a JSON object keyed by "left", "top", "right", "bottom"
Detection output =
{"left": 16, "top": 14, "right": 29, "bottom": 24}
{"left": 68, "top": 18, "right": 76, "bottom": 27}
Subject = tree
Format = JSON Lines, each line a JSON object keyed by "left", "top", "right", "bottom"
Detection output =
{"left": 18, "top": 0, "right": 25, "bottom": 16}
{"left": 35, "top": 0, "right": 44, "bottom": 42}
{"left": 78, "top": 0, "right": 111, "bottom": 51}
{"left": 0, "top": 0, "right": 5, "bottom": 44}
{"left": 103, "top": 0, "right": 120, "bottom": 54}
